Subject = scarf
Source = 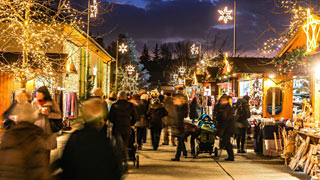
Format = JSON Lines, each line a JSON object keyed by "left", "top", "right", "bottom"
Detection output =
{"left": 37, "top": 99, "right": 47, "bottom": 107}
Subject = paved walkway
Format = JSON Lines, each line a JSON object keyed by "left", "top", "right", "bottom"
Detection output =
{"left": 51, "top": 128, "right": 310, "bottom": 180}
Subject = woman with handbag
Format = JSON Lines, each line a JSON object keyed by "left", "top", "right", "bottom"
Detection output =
{"left": 32, "top": 86, "right": 62, "bottom": 164}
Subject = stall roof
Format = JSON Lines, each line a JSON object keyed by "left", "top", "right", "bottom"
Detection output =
{"left": 229, "top": 57, "right": 277, "bottom": 74}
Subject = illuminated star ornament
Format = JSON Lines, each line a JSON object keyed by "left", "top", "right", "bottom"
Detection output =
{"left": 303, "top": 9, "right": 320, "bottom": 52}
{"left": 90, "top": 0, "right": 98, "bottom": 18}
{"left": 191, "top": 44, "right": 199, "bottom": 55}
{"left": 119, "top": 43, "right": 128, "bottom": 53}
{"left": 126, "top": 65, "right": 135, "bottom": 75}
{"left": 178, "top": 66, "right": 186, "bottom": 75}
{"left": 218, "top": 7, "right": 233, "bottom": 24}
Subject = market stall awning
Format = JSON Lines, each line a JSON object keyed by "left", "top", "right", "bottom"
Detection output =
{"left": 229, "top": 57, "right": 277, "bottom": 74}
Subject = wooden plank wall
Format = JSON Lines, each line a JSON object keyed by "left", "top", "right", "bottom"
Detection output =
{"left": 0, "top": 72, "right": 15, "bottom": 123}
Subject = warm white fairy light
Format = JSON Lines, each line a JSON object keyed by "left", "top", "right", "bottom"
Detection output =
{"left": 218, "top": 7, "right": 233, "bottom": 24}
{"left": 119, "top": 43, "right": 128, "bottom": 53}
{"left": 0, "top": 0, "right": 84, "bottom": 84}
{"left": 259, "top": 2, "right": 307, "bottom": 54}
{"left": 173, "top": 73, "right": 178, "bottom": 80}
{"left": 303, "top": 9, "right": 320, "bottom": 52}
{"left": 191, "top": 44, "right": 199, "bottom": 55}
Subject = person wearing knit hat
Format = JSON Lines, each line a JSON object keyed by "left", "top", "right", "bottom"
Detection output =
{"left": 92, "top": 88, "right": 103, "bottom": 98}
{"left": 60, "top": 98, "right": 122, "bottom": 180}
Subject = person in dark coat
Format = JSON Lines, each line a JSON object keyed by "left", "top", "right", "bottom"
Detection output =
{"left": 147, "top": 98, "right": 168, "bottom": 150}
{"left": 214, "top": 94, "right": 235, "bottom": 161}
{"left": 163, "top": 93, "right": 176, "bottom": 146}
{"left": 60, "top": 98, "right": 122, "bottom": 180}
{"left": 140, "top": 94, "right": 149, "bottom": 144}
{"left": 171, "top": 89, "right": 189, "bottom": 161}
{"left": 130, "top": 95, "right": 147, "bottom": 150}
{"left": 235, "top": 95, "right": 251, "bottom": 153}
{"left": 109, "top": 91, "right": 138, "bottom": 163}
{"left": 189, "top": 97, "right": 201, "bottom": 123}
{"left": 0, "top": 102, "right": 49, "bottom": 180}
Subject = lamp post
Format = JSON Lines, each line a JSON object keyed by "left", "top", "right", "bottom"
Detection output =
{"left": 218, "top": 0, "right": 237, "bottom": 56}
{"left": 115, "top": 42, "right": 128, "bottom": 93}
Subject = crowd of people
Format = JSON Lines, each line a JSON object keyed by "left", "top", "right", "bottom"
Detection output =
{"left": 0, "top": 86, "right": 251, "bottom": 180}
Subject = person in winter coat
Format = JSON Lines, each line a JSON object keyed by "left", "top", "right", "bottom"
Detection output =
{"left": 214, "top": 94, "right": 235, "bottom": 161}
{"left": 130, "top": 94, "right": 147, "bottom": 150}
{"left": 171, "top": 89, "right": 189, "bottom": 161}
{"left": 2, "top": 89, "right": 32, "bottom": 130}
{"left": 32, "top": 86, "right": 62, "bottom": 163}
{"left": 140, "top": 94, "right": 149, "bottom": 143}
{"left": 0, "top": 102, "right": 49, "bottom": 180}
{"left": 163, "top": 93, "right": 176, "bottom": 146}
{"left": 109, "top": 91, "right": 138, "bottom": 163}
{"left": 189, "top": 97, "right": 201, "bottom": 123}
{"left": 147, "top": 98, "right": 168, "bottom": 150}
{"left": 106, "top": 92, "right": 117, "bottom": 111}
{"left": 235, "top": 95, "right": 251, "bottom": 153}
{"left": 60, "top": 98, "right": 122, "bottom": 180}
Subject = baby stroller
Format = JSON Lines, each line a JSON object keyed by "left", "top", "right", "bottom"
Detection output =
{"left": 195, "top": 114, "right": 218, "bottom": 157}
{"left": 128, "top": 128, "right": 140, "bottom": 168}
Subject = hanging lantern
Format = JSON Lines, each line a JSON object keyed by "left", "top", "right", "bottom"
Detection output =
{"left": 126, "top": 65, "right": 135, "bottom": 75}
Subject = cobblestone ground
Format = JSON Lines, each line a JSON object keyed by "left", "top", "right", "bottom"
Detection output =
{"left": 52, "top": 128, "right": 310, "bottom": 180}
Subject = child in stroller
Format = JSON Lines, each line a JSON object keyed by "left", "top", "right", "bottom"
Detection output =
{"left": 195, "top": 114, "right": 218, "bottom": 156}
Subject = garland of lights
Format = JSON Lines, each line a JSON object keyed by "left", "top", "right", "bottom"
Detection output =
{"left": 0, "top": 0, "right": 84, "bottom": 85}
{"left": 274, "top": 46, "right": 311, "bottom": 73}
{"left": 259, "top": 1, "right": 307, "bottom": 54}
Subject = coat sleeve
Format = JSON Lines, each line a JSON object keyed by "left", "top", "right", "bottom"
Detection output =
{"left": 130, "top": 103, "right": 138, "bottom": 126}
{"left": 2, "top": 103, "right": 16, "bottom": 120}
{"left": 108, "top": 105, "right": 115, "bottom": 124}
{"left": 48, "top": 101, "right": 62, "bottom": 119}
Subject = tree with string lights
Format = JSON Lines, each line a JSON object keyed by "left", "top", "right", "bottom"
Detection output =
{"left": 0, "top": 0, "right": 83, "bottom": 87}
{"left": 258, "top": 0, "right": 320, "bottom": 54}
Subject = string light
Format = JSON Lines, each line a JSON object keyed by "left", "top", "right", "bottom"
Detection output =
{"left": 178, "top": 66, "right": 186, "bottom": 75}
{"left": 224, "top": 53, "right": 231, "bottom": 73}
{"left": 259, "top": 2, "right": 307, "bottom": 54}
{"left": 0, "top": 0, "right": 84, "bottom": 84}
{"left": 303, "top": 9, "right": 320, "bottom": 52}
{"left": 218, "top": 7, "right": 233, "bottom": 24}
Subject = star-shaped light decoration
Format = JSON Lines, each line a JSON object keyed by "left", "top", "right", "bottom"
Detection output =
{"left": 218, "top": 7, "right": 233, "bottom": 24}
{"left": 90, "top": 0, "right": 98, "bottom": 18}
{"left": 191, "top": 44, "right": 199, "bottom": 55}
{"left": 303, "top": 9, "right": 320, "bottom": 52}
{"left": 119, "top": 43, "right": 128, "bottom": 53}
{"left": 173, "top": 73, "right": 178, "bottom": 80}
{"left": 126, "top": 65, "right": 135, "bottom": 75}
{"left": 178, "top": 66, "right": 186, "bottom": 75}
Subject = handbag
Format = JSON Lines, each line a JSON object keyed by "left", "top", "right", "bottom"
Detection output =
{"left": 49, "top": 118, "right": 63, "bottom": 133}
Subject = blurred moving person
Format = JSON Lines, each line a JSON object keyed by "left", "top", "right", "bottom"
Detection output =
{"left": 214, "top": 95, "right": 235, "bottom": 161}
{"left": 146, "top": 98, "right": 168, "bottom": 150}
{"left": 109, "top": 91, "right": 138, "bottom": 166}
{"left": 0, "top": 97, "right": 49, "bottom": 180}
{"left": 235, "top": 95, "right": 251, "bottom": 153}
{"left": 163, "top": 93, "right": 176, "bottom": 146}
{"left": 189, "top": 97, "right": 201, "bottom": 124}
{"left": 2, "top": 89, "right": 31, "bottom": 130}
{"left": 171, "top": 88, "right": 189, "bottom": 161}
{"left": 32, "top": 86, "right": 62, "bottom": 163}
{"left": 60, "top": 98, "right": 122, "bottom": 180}
{"left": 131, "top": 94, "right": 148, "bottom": 150}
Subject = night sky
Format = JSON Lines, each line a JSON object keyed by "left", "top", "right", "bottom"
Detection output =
{"left": 84, "top": 0, "right": 291, "bottom": 57}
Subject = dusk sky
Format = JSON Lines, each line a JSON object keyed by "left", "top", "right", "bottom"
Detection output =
{"left": 86, "top": 0, "right": 291, "bottom": 57}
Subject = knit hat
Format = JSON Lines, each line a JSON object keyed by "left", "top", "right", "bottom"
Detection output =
{"left": 92, "top": 88, "right": 103, "bottom": 97}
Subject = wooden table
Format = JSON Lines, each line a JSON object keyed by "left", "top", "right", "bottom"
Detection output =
{"left": 296, "top": 131, "right": 320, "bottom": 144}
